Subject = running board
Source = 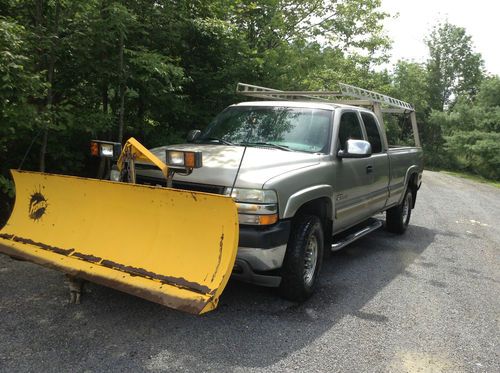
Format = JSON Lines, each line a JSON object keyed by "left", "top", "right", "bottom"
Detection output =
{"left": 331, "top": 220, "right": 383, "bottom": 251}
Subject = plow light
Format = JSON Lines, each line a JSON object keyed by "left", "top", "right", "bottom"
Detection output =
{"left": 100, "top": 143, "right": 114, "bottom": 157}
{"left": 166, "top": 150, "right": 202, "bottom": 169}
{"left": 90, "top": 140, "right": 122, "bottom": 159}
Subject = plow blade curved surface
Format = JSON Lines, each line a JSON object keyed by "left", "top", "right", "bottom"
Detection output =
{"left": 0, "top": 170, "right": 239, "bottom": 314}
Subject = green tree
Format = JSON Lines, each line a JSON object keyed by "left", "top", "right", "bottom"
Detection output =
{"left": 426, "top": 21, "right": 484, "bottom": 110}
{"left": 0, "top": 16, "right": 46, "bottom": 223}
{"left": 0, "top": 17, "right": 44, "bottom": 164}
{"left": 0, "top": 0, "right": 399, "bottom": 225}
{"left": 387, "top": 60, "right": 445, "bottom": 159}
{"left": 0, "top": 0, "right": 394, "bottom": 174}
{"left": 430, "top": 76, "right": 500, "bottom": 179}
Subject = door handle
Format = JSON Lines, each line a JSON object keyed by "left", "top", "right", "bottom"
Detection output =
{"left": 366, "top": 165, "right": 373, "bottom": 174}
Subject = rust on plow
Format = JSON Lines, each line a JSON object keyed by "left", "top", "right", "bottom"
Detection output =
{"left": 0, "top": 240, "right": 209, "bottom": 314}
{"left": 71, "top": 252, "right": 102, "bottom": 263}
{"left": 0, "top": 233, "right": 210, "bottom": 295}
{"left": 100, "top": 260, "right": 211, "bottom": 295}
{"left": 0, "top": 234, "right": 75, "bottom": 256}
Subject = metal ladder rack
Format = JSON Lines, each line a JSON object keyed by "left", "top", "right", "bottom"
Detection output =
{"left": 236, "top": 82, "right": 420, "bottom": 147}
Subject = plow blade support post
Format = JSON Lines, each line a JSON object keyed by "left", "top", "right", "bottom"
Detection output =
{"left": 0, "top": 170, "right": 239, "bottom": 314}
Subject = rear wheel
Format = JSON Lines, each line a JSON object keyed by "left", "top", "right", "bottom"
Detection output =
{"left": 386, "top": 188, "right": 412, "bottom": 234}
{"left": 279, "top": 215, "right": 324, "bottom": 301}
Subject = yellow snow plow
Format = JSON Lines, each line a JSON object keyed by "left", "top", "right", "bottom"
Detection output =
{"left": 0, "top": 138, "right": 239, "bottom": 314}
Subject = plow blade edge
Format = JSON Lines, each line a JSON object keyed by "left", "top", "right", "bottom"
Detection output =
{"left": 0, "top": 170, "right": 239, "bottom": 314}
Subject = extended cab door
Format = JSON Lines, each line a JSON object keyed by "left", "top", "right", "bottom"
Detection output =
{"left": 332, "top": 110, "right": 372, "bottom": 231}
{"left": 359, "top": 111, "right": 390, "bottom": 215}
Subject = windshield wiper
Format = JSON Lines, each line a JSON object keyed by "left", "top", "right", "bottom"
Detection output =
{"left": 240, "top": 142, "right": 292, "bottom": 151}
{"left": 198, "top": 137, "right": 234, "bottom": 145}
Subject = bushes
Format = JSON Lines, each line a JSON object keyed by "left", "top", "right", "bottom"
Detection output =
{"left": 0, "top": 175, "right": 14, "bottom": 228}
{"left": 427, "top": 77, "right": 500, "bottom": 181}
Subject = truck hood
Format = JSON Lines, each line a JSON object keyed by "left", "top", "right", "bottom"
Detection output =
{"left": 136, "top": 144, "right": 321, "bottom": 189}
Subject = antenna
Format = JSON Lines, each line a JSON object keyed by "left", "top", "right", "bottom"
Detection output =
{"left": 229, "top": 145, "right": 247, "bottom": 199}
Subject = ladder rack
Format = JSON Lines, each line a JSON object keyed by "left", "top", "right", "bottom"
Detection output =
{"left": 338, "top": 83, "right": 414, "bottom": 111}
{"left": 236, "top": 83, "right": 414, "bottom": 111}
{"left": 236, "top": 82, "right": 420, "bottom": 147}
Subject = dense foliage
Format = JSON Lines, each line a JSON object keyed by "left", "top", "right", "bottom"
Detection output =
{"left": 429, "top": 77, "right": 500, "bottom": 180}
{"left": 0, "top": 1, "right": 498, "bottom": 221}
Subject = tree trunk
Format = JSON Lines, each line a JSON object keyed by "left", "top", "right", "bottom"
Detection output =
{"left": 39, "top": 0, "right": 60, "bottom": 172}
{"left": 117, "top": 31, "right": 125, "bottom": 143}
{"left": 138, "top": 89, "right": 146, "bottom": 138}
{"left": 39, "top": 55, "right": 55, "bottom": 172}
{"left": 102, "top": 85, "right": 108, "bottom": 113}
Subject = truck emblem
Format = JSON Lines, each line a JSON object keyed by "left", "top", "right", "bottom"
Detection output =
{"left": 29, "top": 190, "right": 48, "bottom": 221}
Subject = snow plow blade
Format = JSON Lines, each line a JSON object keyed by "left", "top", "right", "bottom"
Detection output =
{"left": 0, "top": 170, "right": 238, "bottom": 314}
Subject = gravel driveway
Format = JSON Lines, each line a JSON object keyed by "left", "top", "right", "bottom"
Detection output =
{"left": 0, "top": 170, "right": 498, "bottom": 372}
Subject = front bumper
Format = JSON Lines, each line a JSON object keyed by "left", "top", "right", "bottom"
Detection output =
{"left": 238, "top": 220, "right": 291, "bottom": 251}
{"left": 236, "top": 244, "right": 287, "bottom": 271}
{"left": 236, "top": 220, "right": 291, "bottom": 270}
{"left": 232, "top": 220, "right": 291, "bottom": 287}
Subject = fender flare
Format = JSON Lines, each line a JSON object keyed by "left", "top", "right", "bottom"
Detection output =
{"left": 398, "top": 166, "right": 421, "bottom": 205}
{"left": 282, "top": 185, "right": 334, "bottom": 219}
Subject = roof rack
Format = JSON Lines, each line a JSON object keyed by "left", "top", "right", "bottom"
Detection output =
{"left": 236, "top": 82, "right": 420, "bottom": 147}
{"left": 338, "top": 83, "right": 414, "bottom": 111}
{"left": 236, "top": 83, "right": 414, "bottom": 111}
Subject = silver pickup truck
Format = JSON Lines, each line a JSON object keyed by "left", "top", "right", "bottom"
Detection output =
{"left": 132, "top": 84, "right": 423, "bottom": 302}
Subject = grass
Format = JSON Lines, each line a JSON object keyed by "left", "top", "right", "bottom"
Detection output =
{"left": 440, "top": 170, "right": 500, "bottom": 188}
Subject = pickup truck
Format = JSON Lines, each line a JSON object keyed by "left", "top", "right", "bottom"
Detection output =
{"left": 130, "top": 87, "right": 423, "bottom": 302}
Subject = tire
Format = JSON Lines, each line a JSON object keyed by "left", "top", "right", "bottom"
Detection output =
{"left": 386, "top": 188, "right": 413, "bottom": 234}
{"left": 279, "top": 214, "right": 324, "bottom": 301}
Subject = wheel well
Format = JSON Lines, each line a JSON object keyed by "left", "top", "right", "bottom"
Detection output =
{"left": 408, "top": 173, "right": 418, "bottom": 208}
{"left": 294, "top": 197, "right": 332, "bottom": 245}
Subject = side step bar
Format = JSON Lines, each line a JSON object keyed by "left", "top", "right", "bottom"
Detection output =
{"left": 331, "top": 219, "right": 383, "bottom": 252}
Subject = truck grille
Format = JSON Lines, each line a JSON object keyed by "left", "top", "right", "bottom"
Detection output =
{"left": 136, "top": 175, "right": 225, "bottom": 195}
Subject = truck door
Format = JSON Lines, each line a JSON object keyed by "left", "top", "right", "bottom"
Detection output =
{"left": 333, "top": 110, "right": 372, "bottom": 231}
{"left": 360, "top": 112, "right": 390, "bottom": 215}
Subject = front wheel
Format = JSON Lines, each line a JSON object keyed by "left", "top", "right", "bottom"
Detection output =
{"left": 279, "top": 215, "right": 324, "bottom": 301}
{"left": 386, "top": 188, "right": 413, "bottom": 234}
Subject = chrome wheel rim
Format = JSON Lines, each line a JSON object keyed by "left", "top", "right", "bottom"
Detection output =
{"left": 304, "top": 234, "right": 318, "bottom": 287}
{"left": 402, "top": 193, "right": 411, "bottom": 224}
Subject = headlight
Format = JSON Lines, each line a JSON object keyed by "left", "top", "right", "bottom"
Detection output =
{"left": 225, "top": 188, "right": 278, "bottom": 226}
{"left": 224, "top": 188, "right": 277, "bottom": 204}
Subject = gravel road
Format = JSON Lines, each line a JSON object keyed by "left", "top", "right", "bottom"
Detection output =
{"left": 0, "top": 170, "right": 499, "bottom": 372}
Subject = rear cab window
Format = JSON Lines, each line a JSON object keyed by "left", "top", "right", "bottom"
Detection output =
{"left": 361, "top": 112, "right": 384, "bottom": 153}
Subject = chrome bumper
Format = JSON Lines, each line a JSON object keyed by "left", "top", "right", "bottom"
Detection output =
{"left": 236, "top": 244, "right": 287, "bottom": 271}
{"left": 231, "top": 244, "right": 286, "bottom": 287}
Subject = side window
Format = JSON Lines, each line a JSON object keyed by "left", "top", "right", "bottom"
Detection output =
{"left": 338, "top": 112, "right": 363, "bottom": 150}
{"left": 361, "top": 113, "right": 383, "bottom": 153}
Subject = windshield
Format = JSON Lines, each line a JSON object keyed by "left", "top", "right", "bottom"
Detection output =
{"left": 198, "top": 106, "right": 333, "bottom": 153}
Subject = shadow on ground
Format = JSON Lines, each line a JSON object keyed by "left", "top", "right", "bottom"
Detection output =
{"left": 0, "top": 225, "right": 435, "bottom": 371}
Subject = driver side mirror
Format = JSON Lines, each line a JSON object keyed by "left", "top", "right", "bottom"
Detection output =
{"left": 337, "top": 139, "right": 372, "bottom": 159}
{"left": 186, "top": 129, "right": 201, "bottom": 143}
